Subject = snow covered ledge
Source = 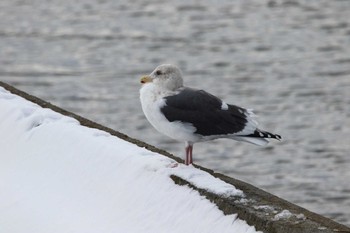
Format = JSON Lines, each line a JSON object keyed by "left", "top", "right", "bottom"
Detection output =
{"left": 0, "top": 82, "right": 349, "bottom": 233}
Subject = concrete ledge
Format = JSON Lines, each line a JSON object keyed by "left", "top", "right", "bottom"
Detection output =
{"left": 1, "top": 81, "right": 349, "bottom": 233}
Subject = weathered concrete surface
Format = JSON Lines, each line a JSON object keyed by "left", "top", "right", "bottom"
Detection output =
{"left": 1, "top": 81, "right": 349, "bottom": 233}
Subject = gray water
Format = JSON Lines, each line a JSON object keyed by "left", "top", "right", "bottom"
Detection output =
{"left": 1, "top": 0, "right": 349, "bottom": 226}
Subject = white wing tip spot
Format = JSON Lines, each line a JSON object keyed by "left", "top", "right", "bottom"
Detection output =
{"left": 221, "top": 102, "right": 229, "bottom": 110}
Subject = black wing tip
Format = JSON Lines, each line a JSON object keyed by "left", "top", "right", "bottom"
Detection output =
{"left": 274, "top": 134, "right": 282, "bottom": 141}
{"left": 247, "top": 130, "right": 282, "bottom": 141}
{"left": 264, "top": 131, "right": 282, "bottom": 141}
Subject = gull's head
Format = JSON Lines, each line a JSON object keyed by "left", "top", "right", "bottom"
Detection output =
{"left": 140, "top": 64, "right": 183, "bottom": 91}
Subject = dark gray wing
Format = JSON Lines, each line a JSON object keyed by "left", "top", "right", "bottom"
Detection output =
{"left": 161, "top": 88, "right": 249, "bottom": 136}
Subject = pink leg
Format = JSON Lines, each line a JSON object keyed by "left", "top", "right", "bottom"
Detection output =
{"left": 189, "top": 145, "right": 193, "bottom": 164}
{"left": 185, "top": 146, "right": 189, "bottom": 165}
{"left": 185, "top": 144, "right": 193, "bottom": 165}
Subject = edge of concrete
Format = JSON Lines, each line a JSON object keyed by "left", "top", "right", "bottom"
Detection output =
{"left": 1, "top": 81, "right": 349, "bottom": 233}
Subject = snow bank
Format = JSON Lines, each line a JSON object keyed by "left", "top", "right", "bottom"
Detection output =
{"left": 0, "top": 87, "right": 260, "bottom": 233}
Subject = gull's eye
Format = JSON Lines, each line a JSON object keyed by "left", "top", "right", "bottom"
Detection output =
{"left": 155, "top": 70, "right": 162, "bottom": 75}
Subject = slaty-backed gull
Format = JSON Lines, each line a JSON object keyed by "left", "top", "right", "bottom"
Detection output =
{"left": 139, "top": 64, "right": 281, "bottom": 165}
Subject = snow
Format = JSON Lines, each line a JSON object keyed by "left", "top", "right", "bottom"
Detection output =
{"left": 273, "top": 210, "right": 294, "bottom": 221}
{"left": 253, "top": 205, "right": 275, "bottom": 212}
{"left": 0, "top": 87, "right": 260, "bottom": 233}
{"left": 272, "top": 209, "right": 307, "bottom": 221}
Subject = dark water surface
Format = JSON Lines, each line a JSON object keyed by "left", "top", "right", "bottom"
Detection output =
{"left": 1, "top": 0, "right": 349, "bottom": 226}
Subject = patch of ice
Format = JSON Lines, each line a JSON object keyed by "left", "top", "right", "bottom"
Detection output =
{"left": 236, "top": 198, "right": 250, "bottom": 204}
{"left": 296, "top": 213, "right": 306, "bottom": 220}
{"left": 272, "top": 209, "right": 307, "bottom": 221}
{"left": 273, "top": 210, "right": 294, "bottom": 221}
{"left": 254, "top": 205, "right": 275, "bottom": 212}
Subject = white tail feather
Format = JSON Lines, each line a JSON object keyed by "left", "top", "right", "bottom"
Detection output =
{"left": 232, "top": 136, "right": 269, "bottom": 146}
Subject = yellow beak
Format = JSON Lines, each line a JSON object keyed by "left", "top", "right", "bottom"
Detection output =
{"left": 140, "top": 75, "right": 153, "bottom": 84}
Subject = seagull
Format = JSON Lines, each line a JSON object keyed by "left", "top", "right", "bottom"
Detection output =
{"left": 139, "top": 64, "right": 281, "bottom": 165}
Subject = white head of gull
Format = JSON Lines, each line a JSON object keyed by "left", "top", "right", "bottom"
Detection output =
{"left": 139, "top": 64, "right": 281, "bottom": 165}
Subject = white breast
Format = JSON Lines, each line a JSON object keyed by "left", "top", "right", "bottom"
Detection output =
{"left": 139, "top": 84, "right": 198, "bottom": 143}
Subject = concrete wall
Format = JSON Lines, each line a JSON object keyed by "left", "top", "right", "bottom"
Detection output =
{"left": 1, "top": 81, "right": 349, "bottom": 233}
